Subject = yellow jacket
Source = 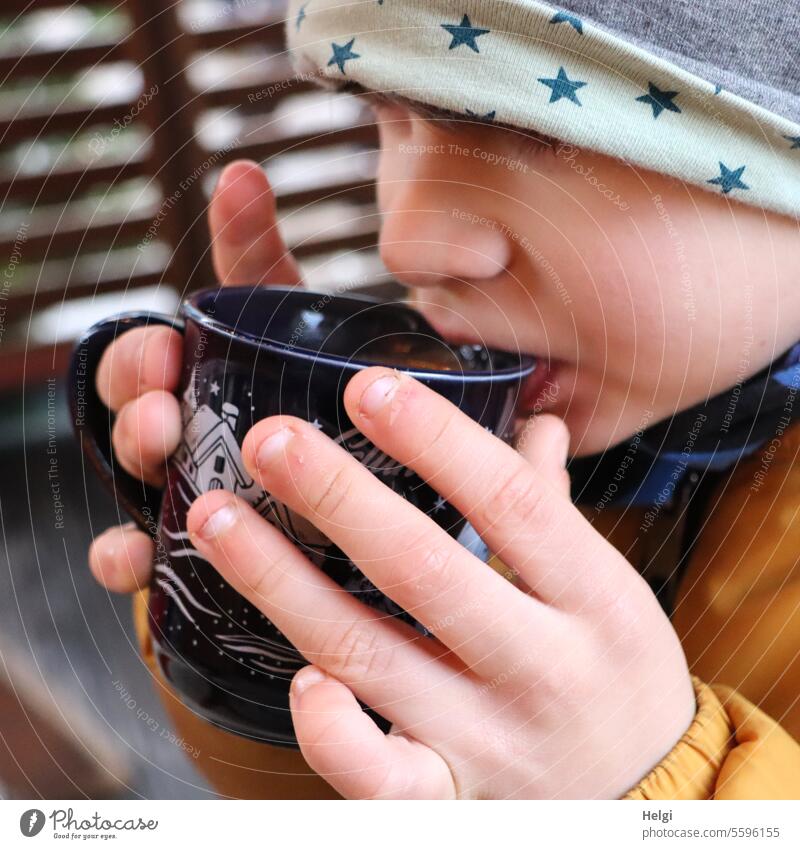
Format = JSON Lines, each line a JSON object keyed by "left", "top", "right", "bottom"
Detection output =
{"left": 131, "top": 420, "right": 800, "bottom": 799}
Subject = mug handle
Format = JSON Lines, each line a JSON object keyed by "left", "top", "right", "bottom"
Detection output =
{"left": 68, "top": 311, "right": 185, "bottom": 535}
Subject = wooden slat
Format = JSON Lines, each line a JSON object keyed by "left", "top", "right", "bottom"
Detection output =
{"left": 2, "top": 238, "right": 169, "bottom": 296}
{"left": 3, "top": 272, "right": 166, "bottom": 329}
{"left": 124, "top": 0, "right": 216, "bottom": 291}
{"left": 0, "top": 40, "right": 128, "bottom": 79}
{"left": 290, "top": 228, "right": 377, "bottom": 259}
{"left": 0, "top": 100, "right": 142, "bottom": 144}
{"left": 178, "top": 0, "right": 288, "bottom": 47}
{"left": 202, "top": 78, "right": 315, "bottom": 109}
{"left": 0, "top": 175, "right": 159, "bottom": 244}
{"left": 280, "top": 199, "right": 380, "bottom": 255}
{"left": 215, "top": 123, "right": 378, "bottom": 166}
{"left": 299, "top": 246, "right": 388, "bottom": 293}
{"left": 195, "top": 87, "right": 377, "bottom": 154}
{"left": 0, "top": 340, "right": 73, "bottom": 392}
{"left": 0, "top": 157, "right": 151, "bottom": 203}
{"left": 185, "top": 51, "right": 296, "bottom": 102}
{"left": 275, "top": 179, "right": 377, "bottom": 208}
{"left": 0, "top": 215, "right": 158, "bottom": 259}
{"left": 189, "top": 18, "right": 287, "bottom": 52}
{"left": 1, "top": 0, "right": 110, "bottom": 14}
{"left": 275, "top": 178, "right": 375, "bottom": 206}
{"left": 266, "top": 145, "right": 378, "bottom": 200}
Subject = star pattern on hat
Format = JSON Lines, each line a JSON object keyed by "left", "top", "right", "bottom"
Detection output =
{"left": 328, "top": 38, "right": 360, "bottom": 74}
{"left": 636, "top": 82, "right": 681, "bottom": 118}
{"left": 538, "top": 66, "right": 587, "bottom": 106}
{"left": 550, "top": 10, "right": 583, "bottom": 33}
{"left": 441, "top": 14, "right": 490, "bottom": 53}
{"left": 707, "top": 162, "right": 749, "bottom": 194}
{"left": 466, "top": 108, "right": 496, "bottom": 121}
{"left": 296, "top": 2, "right": 308, "bottom": 30}
{"left": 295, "top": 3, "right": 792, "bottom": 214}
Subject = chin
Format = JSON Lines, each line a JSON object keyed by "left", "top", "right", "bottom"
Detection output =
{"left": 564, "top": 408, "right": 650, "bottom": 457}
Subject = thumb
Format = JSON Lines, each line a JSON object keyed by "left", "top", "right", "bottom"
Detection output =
{"left": 515, "top": 413, "right": 571, "bottom": 498}
{"left": 209, "top": 160, "right": 302, "bottom": 287}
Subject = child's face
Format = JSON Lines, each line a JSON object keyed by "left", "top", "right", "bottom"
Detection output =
{"left": 367, "top": 98, "right": 800, "bottom": 456}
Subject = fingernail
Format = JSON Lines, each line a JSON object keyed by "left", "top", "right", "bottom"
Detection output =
{"left": 214, "top": 162, "right": 239, "bottom": 194}
{"left": 359, "top": 373, "right": 401, "bottom": 418}
{"left": 195, "top": 503, "right": 238, "bottom": 541}
{"left": 215, "top": 160, "right": 259, "bottom": 197}
{"left": 255, "top": 427, "right": 293, "bottom": 468}
{"left": 292, "top": 666, "right": 333, "bottom": 698}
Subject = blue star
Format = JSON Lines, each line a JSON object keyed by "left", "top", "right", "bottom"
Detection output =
{"left": 466, "top": 108, "right": 496, "bottom": 121}
{"left": 538, "top": 66, "right": 587, "bottom": 106}
{"left": 296, "top": 2, "right": 308, "bottom": 30}
{"left": 635, "top": 82, "right": 681, "bottom": 118}
{"left": 441, "top": 14, "right": 490, "bottom": 53}
{"left": 784, "top": 135, "right": 800, "bottom": 149}
{"left": 707, "top": 162, "right": 749, "bottom": 194}
{"left": 328, "top": 38, "right": 360, "bottom": 74}
{"left": 550, "top": 10, "right": 583, "bottom": 33}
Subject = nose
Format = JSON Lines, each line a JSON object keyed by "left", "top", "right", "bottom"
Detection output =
{"left": 379, "top": 201, "right": 512, "bottom": 289}
{"left": 372, "top": 104, "right": 513, "bottom": 289}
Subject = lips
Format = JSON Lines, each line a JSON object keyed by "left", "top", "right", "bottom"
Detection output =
{"left": 436, "top": 329, "right": 559, "bottom": 416}
{"left": 409, "top": 297, "right": 560, "bottom": 414}
{"left": 518, "top": 359, "right": 559, "bottom": 415}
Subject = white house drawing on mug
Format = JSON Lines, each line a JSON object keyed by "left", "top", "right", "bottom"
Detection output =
{"left": 172, "top": 368, "right": 331, "bottom": 562}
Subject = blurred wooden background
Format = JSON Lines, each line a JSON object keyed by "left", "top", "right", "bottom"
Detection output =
{"left": 0, "top": 0, "right": 383, "bottom": 390}
{"left": 0, "top": 0, "right": 384, "bottom": 798}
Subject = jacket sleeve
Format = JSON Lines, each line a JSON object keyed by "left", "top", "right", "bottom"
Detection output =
{"left": 625, "top": 677, "right": 800, "bottom": 800}
{"left": 671, "top": 421, "right": 800, "bottom": 742}
{"left": 131, "top": 588, "right": 340, "bottom": 799}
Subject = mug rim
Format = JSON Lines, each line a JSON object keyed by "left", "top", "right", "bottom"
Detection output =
{"left": 183, "top": 285, "right": 537, "bottom": 383}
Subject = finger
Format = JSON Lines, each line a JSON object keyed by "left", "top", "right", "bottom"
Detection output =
{"left": 89, "top": 523, "right": 154, "bottom": 593}
{"left": 290, "top": 666, "right": 455, "bottom": 799}
{"left": 186, "top": 490, "right": 473, "bottom": 729}
{"left": 96, "top": 325, "right": 182, "bottom": 412}
{"left": 111, "top": 391, "right": 182, "bottom": 486}
{"left": 515, "top": 413, "right": 571, "bottom": 498}
{"left": 240, "top": 417, "right": 551, "bottom": 676}
{"left": 343, "top": 368, "right": 626, "bottom": 610}
{"left": 209, "top": 160, "right": 302, "bottom": 287}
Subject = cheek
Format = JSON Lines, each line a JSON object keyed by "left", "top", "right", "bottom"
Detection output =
{"left": 559, "top": 226, "right": 692, "bottom": 365}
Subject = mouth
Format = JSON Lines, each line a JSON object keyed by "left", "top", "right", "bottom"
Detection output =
{"left": 518, "top": 359, "right": 560, "bottom": 416}
{"left": 415, "top": 306, "right": 560, "bottom": 415}
{"left": 406, "top": 294, "right": 562, "bottom": 415}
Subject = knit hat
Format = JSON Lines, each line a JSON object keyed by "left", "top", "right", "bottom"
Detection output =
{"left": 285, "top": 0, "right": 800, "bottom": 219}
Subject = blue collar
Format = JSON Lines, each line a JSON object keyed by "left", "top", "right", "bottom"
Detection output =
{"left": 570, "top": 342, "right": 800, "bottom": 509}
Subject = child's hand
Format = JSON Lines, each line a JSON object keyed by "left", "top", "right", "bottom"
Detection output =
{"left": 88, "top": 161, "right": 301, "bottom": 589}
{"left": 185, "top": 368, "right": 696, "bottom": 799}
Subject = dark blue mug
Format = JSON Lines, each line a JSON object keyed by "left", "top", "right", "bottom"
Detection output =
{"left": 69, "top": 285, "right": 536, "bottom": 747}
